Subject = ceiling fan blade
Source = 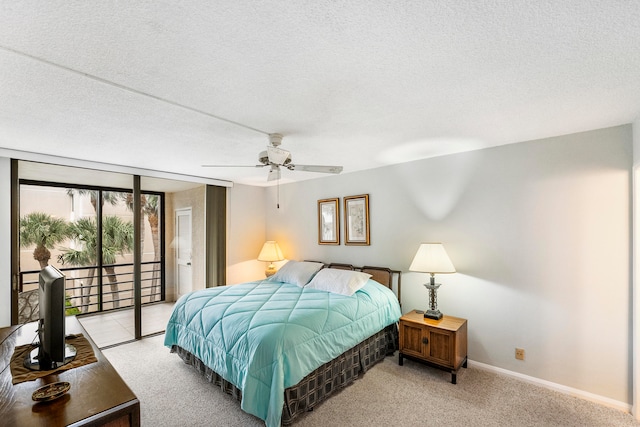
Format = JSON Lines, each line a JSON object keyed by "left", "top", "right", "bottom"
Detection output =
{"left": 201, "top": 164, "right": 266, "bottom": 168}
{"left": 267, "top": 166, "right": 281, "bottom": 181}
{"left": 289, "top": 164, "right": 343, "bottom": 174}
{"left": 202, "top": 134, "right": 340, "bottom": 181}
{"left": 267, "top": 146, "right": 291, "bottom": 165}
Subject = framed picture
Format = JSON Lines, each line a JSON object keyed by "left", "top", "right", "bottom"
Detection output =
{"left": 344, "top": 194, "right": 370, "bottom": 245}
{"left": 318, "top": 198, "right": 340, "bottom": 245}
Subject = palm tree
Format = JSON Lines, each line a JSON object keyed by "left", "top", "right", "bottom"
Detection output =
{"left": 66, "top": 189, "right": 121, "bottom": 212}
{"left": 124, "top": 193, "right": 161, "bottom": 301}
{"left": 64, "top": 189, "right": 125, "bottom": 309}
{"left": 60, "top": 216, "right": 134, "bottom": 310}
{"left": 19, "top": 212, "right": 69, "bottom": 268}
{"left": 68, "top": 189, "right": 162, "bottom": 304}
{"left": 142, "top": 195, "right": 161, "bottom": 300}
{"left": 58, "top": 217, "right": 97, "bottom": 312}
{"left": 77, "top": 190, "right": 163, "bottom": 302}
{"left": 102, "top": 215, "right": 134, "bottom": 308}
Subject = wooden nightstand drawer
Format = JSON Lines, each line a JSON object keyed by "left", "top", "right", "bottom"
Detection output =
{"left": 398, "top": 310, "right": 468, "bottom": 383}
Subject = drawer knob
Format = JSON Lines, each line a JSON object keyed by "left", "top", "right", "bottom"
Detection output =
{"left": 422, "top": 337, "right": 429, "bottom": 345}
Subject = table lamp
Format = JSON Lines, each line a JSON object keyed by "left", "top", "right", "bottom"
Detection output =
{"left": 257, "top": 241, "right": 284, "bottom": 277}
{"left": 409, "top": 243, "right": 456, "bottom": 319}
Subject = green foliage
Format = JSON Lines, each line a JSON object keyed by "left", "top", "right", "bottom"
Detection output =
{"left": 65, "top": 294, "right": 81, "bottom": 316}
{"left": 101, "top": 216, "right": 134, "bottom": 264}
{"left": 143, "top": 194, "right": 159, "bottom": 216}
{"left": 19, "top": 212, "right": 69, "bottom": 247}
{"left": 59, "top": 215, "right": 134, "bottom": 266}
{"left": 58, "top": 217, "right": 98, "bottom": 266}
{"left": 19, "top": 212, "right": 70, "bottom": 267}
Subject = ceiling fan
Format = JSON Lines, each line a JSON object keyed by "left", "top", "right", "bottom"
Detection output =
{"left": 202, "top": 133, "right": 343, "bottom": 181}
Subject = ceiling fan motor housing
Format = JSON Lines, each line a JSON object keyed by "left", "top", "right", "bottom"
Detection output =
{"left": 268, "top": 133, "right": 283, "bottom": 146}
{"left": 204, "top": 132, "right": 342, "bottom": 181}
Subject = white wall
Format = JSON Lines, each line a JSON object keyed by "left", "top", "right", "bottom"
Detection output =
{"left": 634, "top": 119, "right": 640, "bottom": 164}
{"left": 265, "top": 125, "right": 633, "bottom": 406}
{"left": 632, "top": 118, "right": 640, "bottom": 418}
{"left": 226, "top": 183, "right": 269, "bottom": 284}
{"left": 0, "top": 157, "right": 10, "bottom": 327}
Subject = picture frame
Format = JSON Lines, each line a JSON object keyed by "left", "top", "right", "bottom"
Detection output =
{"left": 317, "top": 198, "right": 340, "bottom": 245}
{"left": 344, "top": 194, "right": 370, "bottom": 245}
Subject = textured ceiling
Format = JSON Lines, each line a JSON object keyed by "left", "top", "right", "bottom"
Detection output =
{"left": 1, "top": 1, "right": 639, "bottom": 186}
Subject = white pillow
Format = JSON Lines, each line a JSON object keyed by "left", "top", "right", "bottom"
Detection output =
{"left": 305, "top": 268, "right": 372, "bottom": 296}
{"left": 270, "top": 260, "right": 324, "bottom": 287}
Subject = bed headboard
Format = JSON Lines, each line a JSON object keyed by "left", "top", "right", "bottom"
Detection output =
{"left": 305, "top": 261, "right": 402, "bottom": 306}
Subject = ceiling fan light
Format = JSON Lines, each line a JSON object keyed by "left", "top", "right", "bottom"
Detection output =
{"left": 258, "top": 150, "right": 269, "bottom": 165}
{"left": 267, "top": 146, "right": 291, "bottom": 165}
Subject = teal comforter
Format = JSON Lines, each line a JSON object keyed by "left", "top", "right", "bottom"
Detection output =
{"left": 164, "top": 279, "right": 401, "bottom": 427}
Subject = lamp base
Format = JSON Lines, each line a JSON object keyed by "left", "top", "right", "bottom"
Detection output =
{"left": 423, "top": 279, "right": 443, "bottom": 320}
{"left": 265, "top": 263, "right": 277, "bottom": 277}
{"left": 424, "top": 309, "right": 443, "bottom": 320}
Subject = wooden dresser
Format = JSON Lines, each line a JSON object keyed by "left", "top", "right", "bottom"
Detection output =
{"left": 0, "top": 316, "right": 140, "bottom": 426}
{"left": 398, "top": 310, "right": 468, "bottom": 384}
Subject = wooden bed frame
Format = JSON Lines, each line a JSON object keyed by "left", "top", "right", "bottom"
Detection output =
{"left": 307, "top": 262, "right": 402, "bottom": 309}
{"left": 170, "top": 262, "right": 402, "bottom": 425}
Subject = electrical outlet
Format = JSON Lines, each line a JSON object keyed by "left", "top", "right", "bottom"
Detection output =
{"left": 515, "top": 348, "right": 525, "bottom": 360}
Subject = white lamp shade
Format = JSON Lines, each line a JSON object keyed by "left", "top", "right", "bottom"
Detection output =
{"left": 409, "top": 243, "right": 456, "bottom": 274}
{"left": 257, "top": 241, "right": 284, "bottom": 262}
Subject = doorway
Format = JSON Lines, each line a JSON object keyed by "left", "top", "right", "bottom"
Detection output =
{"left": 175, "top": 208, "right": 193, "bottom": 298}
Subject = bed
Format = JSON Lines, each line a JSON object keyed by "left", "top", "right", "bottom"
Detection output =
{"left": 164, "top": 261, "right": 402, "bottom": 427}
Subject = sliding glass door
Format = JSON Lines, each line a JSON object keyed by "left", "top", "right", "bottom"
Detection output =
{"left": 13, "top": 160, "right": 221, "bottom": 347}
{"left": 16, "top": 163, "right": 168, "bottom": 347}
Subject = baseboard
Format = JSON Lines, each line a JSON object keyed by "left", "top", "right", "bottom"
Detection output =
{"left": 468, "top": 359, "right": 632, "bottom": 413}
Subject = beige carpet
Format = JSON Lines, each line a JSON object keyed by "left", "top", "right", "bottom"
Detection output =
{"left": 103, "top": 334, "right": 640, "bottom": 426}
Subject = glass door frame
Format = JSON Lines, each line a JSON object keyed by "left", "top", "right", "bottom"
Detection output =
{"left": 13, "top": 168, "right": 165, "bottom": 344}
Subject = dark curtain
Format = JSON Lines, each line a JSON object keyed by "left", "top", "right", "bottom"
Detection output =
{"left": 206, "top": 185, "right": 226, "bottom": 287}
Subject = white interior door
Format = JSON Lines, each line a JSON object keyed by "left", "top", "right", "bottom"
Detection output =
{"left": 175, "top": 208, "right": 192, "bottom": 298}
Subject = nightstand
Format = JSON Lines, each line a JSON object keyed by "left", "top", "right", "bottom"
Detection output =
{"left": 398, "top": 310, "right": 468, "bottom": 384}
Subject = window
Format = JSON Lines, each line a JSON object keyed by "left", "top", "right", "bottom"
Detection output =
{"left": 18, "top": 182, "right": 165, "bottom": 320}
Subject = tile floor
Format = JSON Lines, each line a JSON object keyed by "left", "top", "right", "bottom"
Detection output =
{"left": 78, "top": 302, "right": 175, "bottom": 348}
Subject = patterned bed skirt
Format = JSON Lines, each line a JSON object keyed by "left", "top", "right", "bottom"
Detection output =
{"left": 171, "top": 323, "right": 398, "bottom": 425}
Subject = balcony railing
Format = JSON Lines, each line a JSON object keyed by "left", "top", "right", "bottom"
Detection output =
{"left": 19, "top": 261, "right": 164, "bottom": 315}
